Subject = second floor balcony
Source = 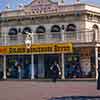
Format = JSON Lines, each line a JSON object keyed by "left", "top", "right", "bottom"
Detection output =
{"left": 0, "top": 30, "right": 99, "bottom": 46}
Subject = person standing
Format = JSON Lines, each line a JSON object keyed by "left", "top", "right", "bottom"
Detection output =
{"left": 50, "top": 61, "right": 61, "bottom": 82}
{"left": 97, "top": 64, "right": 100, "bottom": 90}
{"left": 15, "top": 60, "right": 23, "bottom": 80}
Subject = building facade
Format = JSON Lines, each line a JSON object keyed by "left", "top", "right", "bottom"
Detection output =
{"left": 0, "top": 0, "right": 100, "bottom": 80}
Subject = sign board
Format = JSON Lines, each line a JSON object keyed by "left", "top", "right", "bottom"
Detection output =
{"left": 0, "top": 43, "right": 73, "bottom": 54}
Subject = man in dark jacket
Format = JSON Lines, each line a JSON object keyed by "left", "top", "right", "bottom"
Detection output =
{"left": 50, "top": 61, "right": 61, "bottom": 82}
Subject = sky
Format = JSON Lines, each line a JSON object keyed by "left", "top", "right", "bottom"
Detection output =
{"left": 0, "top": 0, "right": 100, "bottom": 12}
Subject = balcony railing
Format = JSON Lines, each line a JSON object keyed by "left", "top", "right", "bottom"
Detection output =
{"left": 0, "top": 30, "right": 99, "bottom": 46}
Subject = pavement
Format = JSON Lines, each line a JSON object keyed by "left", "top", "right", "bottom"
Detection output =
{"left": 0, "top": 80, "right": 100, "bottom": 100}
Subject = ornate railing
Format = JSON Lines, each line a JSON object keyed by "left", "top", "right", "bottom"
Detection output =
{"left": 0, "top": 30, "right": 99, "bottom": 46}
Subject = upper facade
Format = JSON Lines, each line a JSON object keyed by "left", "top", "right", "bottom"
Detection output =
{"left": 0, "top": 0, "right": 100, "bottom": 46}
{"left": 1, "top": 0, "right": 100, "bottom": 17}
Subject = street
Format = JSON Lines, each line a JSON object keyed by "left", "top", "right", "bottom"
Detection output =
{"left": 0, "top": 80, "right": 99, "bottom": 100}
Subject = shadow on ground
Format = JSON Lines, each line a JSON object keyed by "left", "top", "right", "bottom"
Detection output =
{"left": 48, "top": 96, "right": 100, "bottom": 100}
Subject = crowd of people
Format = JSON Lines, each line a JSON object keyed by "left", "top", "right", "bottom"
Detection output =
{"left": 49, "top": 61, "right": 82, "bottom": 82}
{"left": 65, "top": 62, "right": 96, "bottom": 79}
{"left": 65, "top": 62, "right": 82, "bottom": 78}
{"left": 50, "top": 61, "right": 96, "bottom": 80}
{"left": 0, "top": 58, "right": 96, "bottom": 80}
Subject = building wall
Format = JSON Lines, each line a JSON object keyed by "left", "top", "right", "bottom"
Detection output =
{"left": 0, "top": 15, "right": 85, "bottom": 34}
{"left": 0, "top": 3, "right": 100, "bottom": 79}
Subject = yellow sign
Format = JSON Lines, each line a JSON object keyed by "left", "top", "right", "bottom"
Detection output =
{"left": 0, "top": 43, "right": 73, "bottom": 54}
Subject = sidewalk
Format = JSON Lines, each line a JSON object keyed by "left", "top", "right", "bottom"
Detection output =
{"left": 0, "top": 81, "right": 99, "bottom": 100}
{"left": 2, "top": 78, "right": 96, "bottom": 82}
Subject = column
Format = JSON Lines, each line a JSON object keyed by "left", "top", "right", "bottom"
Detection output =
{"left": 31, "top": 54, "right": 34, "bottom": 80}
{"left": 31, "top": 33, "right": 35, "bottom": 80}
{"left": 61, "top": 26, "right": 65, "bottom": 79}
{"left": 95, "top": 47, "right": 98, "bottom": 80}
{"left": 3, "top": 55, "right": 6, "bottom": 80}
{"left": 18, "top": 66, "right": 21, "bottom": 80}
{"left": 61, "top": 29, "right": 65, "bottom": 41}
{"left": 61, "top": 53, "right": 65, "bottom": 79}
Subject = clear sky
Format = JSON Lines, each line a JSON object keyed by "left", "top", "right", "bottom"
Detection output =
{"left": 0, "top": 0, "right": 100, "bottom": 12}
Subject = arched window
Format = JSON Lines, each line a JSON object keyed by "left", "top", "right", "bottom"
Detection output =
{"left": 8, "top": 28, "right": 18, "bottom": 40}
{"left": 66, "top": 24, "right": 76, "bottom": 32}
{"left": 51, "top": 25, "right": 61, "bottom": 32}
{"left": 93, "top": 24, "right": 99, "bottom": 30}
{"left": 92, "top": 24, "right": 99, "bottom": 41}
{"left": 50, "top": 25, "right": 61, "bottom": 39}
{"left": 22, "top": 27, "right": 32, "bottom": 34}
{"left": 35, "top": 26, "right": 46, "bottom": 40}
{"left": 36, "top": 26, "right": 46, "bottom": 33}
{"left": 8, "top": 28, "right": 17, "bottom": 35}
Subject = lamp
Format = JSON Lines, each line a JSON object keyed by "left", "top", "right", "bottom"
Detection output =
{"left": 25, "top": 32, "right": 32, "bottom": 49}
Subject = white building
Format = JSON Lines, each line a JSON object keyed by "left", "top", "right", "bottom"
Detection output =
{"left": 0, "top": 0, "right": 100, "bottom": 80}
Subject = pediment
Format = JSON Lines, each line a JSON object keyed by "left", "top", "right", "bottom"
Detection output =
{"left": 24, "top": 0, "right": 59, "bottom": 14}
{"left": 29, "top": 0, "right": 58, "bottom": 6}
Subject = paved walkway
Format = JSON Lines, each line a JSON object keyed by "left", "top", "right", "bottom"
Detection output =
{"left": 0, "top": 81, "right": 99, "bottom": 100}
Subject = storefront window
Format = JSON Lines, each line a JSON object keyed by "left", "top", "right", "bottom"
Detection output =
{"left": 64, "top": 49, "right": 96, "bottom": 79}
{"left": 64, "top": 54, "right": 81, "bottom": 79}
{"left": 6, "top": 55, "right": 31, "bottom": 79}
